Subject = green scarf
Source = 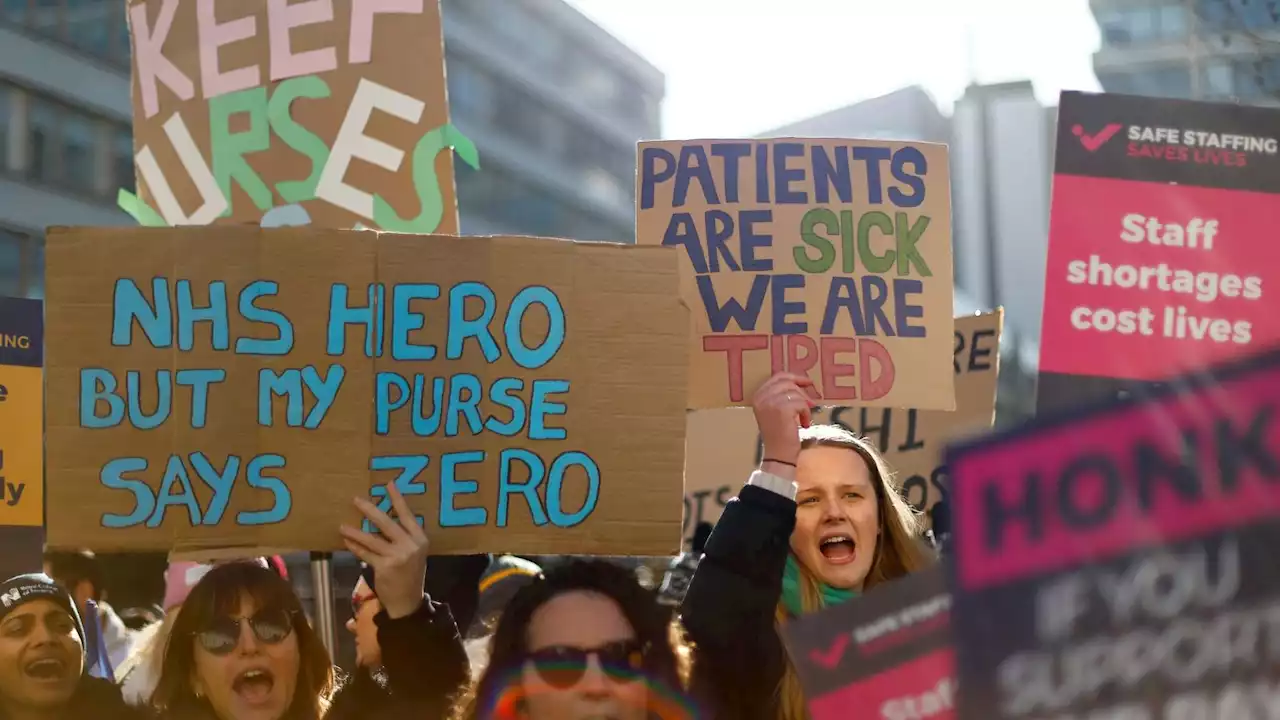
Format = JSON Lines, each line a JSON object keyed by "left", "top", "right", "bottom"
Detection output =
{"left": 781, "top": 555, "right": 857, "bottom": 617}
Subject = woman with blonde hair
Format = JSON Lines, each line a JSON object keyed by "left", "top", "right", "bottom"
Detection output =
{"left": 682, "top": 373, "right": 935, "bottom": 720}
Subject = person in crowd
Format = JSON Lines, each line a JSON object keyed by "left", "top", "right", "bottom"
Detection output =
{"left": 930, "top": 499, "right": 952, "bottom": 555}
{"left": 658, "top": 522, "right": 713, "bottom": 609}
{"left": 682, "top": 372, "right": 935, "bottom": 720}
{"left": 0, "top": 573, "right": 141, "bottom": 720}
{"left": 42, "top": 551, "right": 135, "bottom": 672}
{"left": 150, "top": 483, "right": 471, "bottom": 720}
{"left": 116, "top": 605, "right": 163, "bottom": 633}
{"left": 340, "top": 552, "right": 489, "bottom": 707}
{"left": 451, "top": 559, "right": 697, "bottom": 720}
{"left": 468, "top": 555, "right": 541, "bottom": 639}
{"left": 117, "top": 559, "right": 261, "bottom": 703}
{"left": 460, "top": 555, "right": 542, "bottom": 672}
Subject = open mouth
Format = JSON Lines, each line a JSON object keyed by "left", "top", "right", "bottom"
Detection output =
{"left": 232, "top": 668, "right": 276, "bottom": 704}
{"left": 819, "top": 534, "right": 856, "bottom": 564}
{"left": 23, "top": 657, "right": 67, "bottom": 682}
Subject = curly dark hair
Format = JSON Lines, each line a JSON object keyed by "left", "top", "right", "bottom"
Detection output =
{"left": 150, "top": 562, "right": 334, "bottom": 720}
{"left": 452, "top": 559, "right": 694, "bottom": 719}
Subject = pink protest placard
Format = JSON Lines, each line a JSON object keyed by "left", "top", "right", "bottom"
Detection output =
{"left": 947, "top": 347, "right": 1280, "bottom": 720}
{"left": 1039, "top": 93, "right": 1280, "bottom": 389}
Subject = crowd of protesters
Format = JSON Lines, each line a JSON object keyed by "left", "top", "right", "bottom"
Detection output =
{"left": 1, "top": 371, "right": 943, "bottom": 719}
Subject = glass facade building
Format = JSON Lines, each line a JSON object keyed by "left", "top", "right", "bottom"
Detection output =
{"left": 1093, "top": 0, "right": 1280, "bottom": 103}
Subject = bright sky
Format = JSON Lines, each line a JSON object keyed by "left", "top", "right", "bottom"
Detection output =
{"left": 563, "top": 0, "right": 1103, "bottom": 139}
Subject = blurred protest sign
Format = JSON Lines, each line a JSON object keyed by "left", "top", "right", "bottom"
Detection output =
{"left": 122, "top": 0, "right": 473, "bottom": 232}
{"left": 1038, "top": 91, "right": 1280, "bottom": 413}
{"left": 0, "top": 297, "right": 43, "bottom": 528}
{"left": 947, "top": 348, "right": 1280, "bottom": 720}
{"left": 636, "top": 139, "right": 955, "bottom": 410}
{"left": 43, "top": 227, "right": 689, "bottom": 556}
{"left": 781, "top": 567, "right": 953, "bottom": 720}
{"left": 681, "top": 311, "right": 1000, "bottom": 544}
{"left": 0, "top": 297, "right": 44, "bottom": 577}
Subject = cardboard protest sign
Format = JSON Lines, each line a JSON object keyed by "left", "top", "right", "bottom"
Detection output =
{"left": 947, "top": 348, "right": 1280, "bottom": 720}
{"left": 43, "top": 227, "right": 689, "bottom": 556}
{"left": 681, "top": 311, "right": 1000, "bottom": 545}
{"left": 122, "top": 0, "right": 471, "bottom": 232}
{"left": 1038, "top": 92, "right": 1280, "bottom": 413}
{"left": 781, "top": 567, "right": 954, "bottom": 720}
{"left": 636, "top": 139, "right": 955, "bottom": 410}
{"left": 0, "top": 297, "right": 43, "bottom": 529}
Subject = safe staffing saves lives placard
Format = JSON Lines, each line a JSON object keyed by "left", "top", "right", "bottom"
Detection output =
{"left": 946, "top": 347, "right": 1280, "bottom": 720}
{"left": 1038, "top": 91, "right": 1280, "bottom": 411}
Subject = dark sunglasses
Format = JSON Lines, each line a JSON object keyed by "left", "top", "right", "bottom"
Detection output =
{"left": 525, "top": 640, "right": 648, "bottom": 689}
{"left": 195, "top": 608, "right": 294, "bottom": 656}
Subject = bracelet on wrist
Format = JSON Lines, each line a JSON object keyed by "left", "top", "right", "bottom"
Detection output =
{"left": 762, "top": 457, "right": 797, "bottom": 468}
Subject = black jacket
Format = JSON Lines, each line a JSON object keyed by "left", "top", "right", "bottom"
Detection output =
{"left": 0, "top": 676, "right": 147, "bottom": 720}
{"left": 681, "top": 484, "right": 796, "bottom": 720}
{"left": 325, "top": 597, "right": 470, "bottom": 720}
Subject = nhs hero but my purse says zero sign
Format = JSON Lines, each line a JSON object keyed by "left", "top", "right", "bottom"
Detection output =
{"left": 43, "top": 227, "right": 690, "bottom": 556}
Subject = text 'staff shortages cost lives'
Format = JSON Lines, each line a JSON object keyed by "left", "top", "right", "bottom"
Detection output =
{"left": 781, "top": 567, "right": 954, "bottom": 720}
{"left": 635, "top": 139, "right": 955, "bottom": 411}
{"left": 946, "top": 348, "right": 1280, "bottom": 720}
{"left": 42, "top": 227, "right": 690, "bottom": 556}
{"left": 1038, "top": 91, "right": 1280, "bottom": 412}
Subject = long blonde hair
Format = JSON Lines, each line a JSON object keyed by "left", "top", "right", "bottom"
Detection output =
{"left": 775, "top": 424, "right": 936, "bottom": 720}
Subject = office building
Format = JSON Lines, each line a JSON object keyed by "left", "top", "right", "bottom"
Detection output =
{"left": 442, "top": 0, "right": 663, "bottom": 242}
{"left": 1092, "top": 0, "right": 1280, "bottom": 103}
{"left": 0, "top": 0, "right": 664, "bottom": 303}
{"left": 0, "top": 1, "right": 134, "bottom": 300}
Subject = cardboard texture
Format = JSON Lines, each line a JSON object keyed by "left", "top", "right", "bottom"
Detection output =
{"left": 0, "top": 297, "right": 44, "bottom": 529}
{"left": 636, "top": 138, "right": 955, "bottom": 410}
{"left": 681, "top": 311, "right": 1000, "bottom": 543}
{"left": 780, "top": 567, "right": 954, "bottom": 720}
{"left": 43, "top": 227, "right": 689, "bottom": 556}
{"left": 125, "top": 0, "right": 469, "bottom": 232}
{"left": 947, "top": 347, "right": 1280, "bottom": 720}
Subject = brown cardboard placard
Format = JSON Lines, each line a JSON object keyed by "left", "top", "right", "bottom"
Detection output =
{"left": 44, "top": 227, "right": 689, "bottom": 556}
{"left": 123, "top": 0, "right": 470, "bottom": 232}
{"left": 636, "top": 139, "right": 955, "bottom": 410}
{"left": 681, "top": 311, "right": 1001, "bottom": 543}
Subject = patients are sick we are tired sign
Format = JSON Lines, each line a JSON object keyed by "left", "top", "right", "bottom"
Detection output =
{"left": 635, "top": 139, "right": 955, "bottom": 410}
{"left": 124, "top": 0, "right": 471, "bottom": 231}
{"left": 42, "top": 227, "right": 690, "bottom": 556}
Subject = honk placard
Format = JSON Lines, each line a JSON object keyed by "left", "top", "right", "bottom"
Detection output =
{"left": 636, "top": 139, "right": 956, "bottom": 410}
{"left": 123, "top": 0, "right": 472, "bottom": 232}
{"left": 44, "top": 227, "right": 689, "bottom": 556}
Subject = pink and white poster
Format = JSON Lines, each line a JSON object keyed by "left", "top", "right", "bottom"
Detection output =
{"left": 1038, "top": 92, "right": 1280, "bottom": 412}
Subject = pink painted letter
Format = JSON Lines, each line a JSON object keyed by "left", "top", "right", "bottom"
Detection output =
{"left": 196, "top": 0, "right": 261, "bottom": 99}
{"left": 349, "top": 0, "right": 424, "bottom": 64}
{"left": 268, "top": 0, "right": 337, "bottom": 81}
{"left": 131, "top": 0, "right": 195, "bottom": 119}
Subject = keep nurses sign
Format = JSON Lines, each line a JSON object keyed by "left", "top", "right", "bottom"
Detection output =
{"left": 122, "top": 0, "right": 473, "bottom": 231}
{"left": 636, "top": 139, "right": 955, "bottom": 410}
{"left": 42, "top": 227, "right": 690, "bottom": 556}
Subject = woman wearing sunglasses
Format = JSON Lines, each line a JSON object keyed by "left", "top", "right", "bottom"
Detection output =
{"left": 451, "top": 559, "right": 699, "bottom": 720}
{"left": 151, "top": 483, "right": 471, "bottom": 720}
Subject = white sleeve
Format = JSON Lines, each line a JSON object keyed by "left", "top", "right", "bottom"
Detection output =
{"left": 747, "top": 469, "right": 797, "bottom": 500}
